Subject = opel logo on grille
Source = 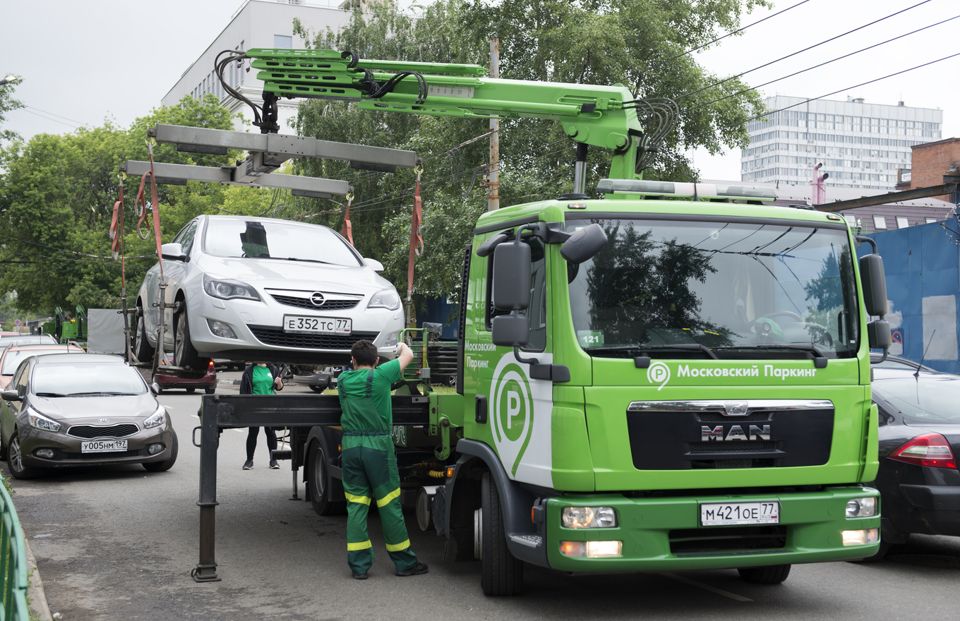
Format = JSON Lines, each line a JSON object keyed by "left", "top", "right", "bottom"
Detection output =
{"left": 97, "top": 418, "right": 108, "bottom": 424}
{"left": 723, "top": 402, "right": 750, "bottom": 417}
{"left": 309, "top": 292, "right": 326, "bottom": 307}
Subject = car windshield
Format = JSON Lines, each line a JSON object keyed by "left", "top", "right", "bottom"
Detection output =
{"left": 874, "top": 375, "right": 960, "bottom": 424}
{"left": 567, "top": 218, "right": 860, "bottom": 358}
{"left": 203, "top": 219, "right": 360, "bottom": 266}
{"left": 2, "top": 349, "right": 75, "bottom": 375}
{"left": 32, "top": 363, "right": 147, "bottom": 396}
{"left": 0, "top": 335, "right": 57, "bottom": 349}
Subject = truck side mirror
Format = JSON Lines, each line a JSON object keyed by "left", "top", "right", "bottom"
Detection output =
{"left": 859, "top": 254, "right": 888, "bottom": 317}
{"left": 492, "top": 241, "right": 531, "bottom": 311}
{"left": 561, "top": 223, "right": 607, "bottom": 264}
{"left": 491, "top": 315, "right": 529, "bottom": 347}
{"left": 160, "top": 242, "right": 187, "bottom": 262}
{"left": 868, "top": 319, "right": 891, "bottom": 350}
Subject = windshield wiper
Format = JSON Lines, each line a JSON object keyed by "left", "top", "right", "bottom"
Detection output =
{"left": 585, "top": 343, "right": 719, "bottom": 360}
{"left": 63, "top": 391, "right": 136, "bottom": 397}
{"left": 718, "top": 344, "right": 830, "bottom": 367}
{"left": 35, "top": 392, "right": 66, "bottom": 398}
{"left": 264, "top": 257, "right": 333, "bottom": 265}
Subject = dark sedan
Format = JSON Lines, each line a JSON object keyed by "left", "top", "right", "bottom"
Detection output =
{"left": 871, "top": 367, "right": 960, "bottom": 559}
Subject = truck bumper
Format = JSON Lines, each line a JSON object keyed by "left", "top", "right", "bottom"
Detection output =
{"left": 541, "top": 486, "right": 880, "bottom": 572}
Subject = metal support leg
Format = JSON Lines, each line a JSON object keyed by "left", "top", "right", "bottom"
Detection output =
{"left": 192, "top": 396, "right": 221, "bottom": 582}
{"left": 290, "top": 466, "right": 300, "bottom": 501}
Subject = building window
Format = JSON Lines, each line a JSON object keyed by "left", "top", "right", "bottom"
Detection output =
{"left": 274, "top": 34, "right": 293, "bottom": 49}
{"left": 896, "top": 217, "right": 909, "bottom": 229}
{"left": 926, "top": 218, "right": 939, "bottom": 224}
{"left": 873, "top": 215, "right": 887, "bottom": 230}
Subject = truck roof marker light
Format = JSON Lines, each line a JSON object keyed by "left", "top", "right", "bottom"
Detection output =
{"left": 889, "top": 433, "right": 957, "bottom": 469}
{"left": 596, "top": 179, "right": 776, "bottom": 203}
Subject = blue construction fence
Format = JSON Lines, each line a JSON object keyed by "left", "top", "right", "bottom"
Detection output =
{"left": 868, "top": 217, "right": 960, "bottom": 373}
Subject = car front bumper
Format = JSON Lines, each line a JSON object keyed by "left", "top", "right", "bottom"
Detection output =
{"left": 187, "top": 292, "right": 405, "bottom": 363}
{"left": 539, "top": 486, "right": 881, "bottom": 572}
{"left": 19, "top": 425, "right": 176, "bottom": 468}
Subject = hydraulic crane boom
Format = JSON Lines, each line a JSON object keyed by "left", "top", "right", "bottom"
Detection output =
{"left": 240, "top": 48, "right": 647, "bottom": 186}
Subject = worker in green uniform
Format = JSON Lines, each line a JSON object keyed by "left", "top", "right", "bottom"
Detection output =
{"left": 338, "top": 340, "right": 429, "bottom": 580}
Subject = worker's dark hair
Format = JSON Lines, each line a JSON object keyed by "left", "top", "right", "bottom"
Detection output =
{"left": 351, "top": 340, "right": 378, "bottom": 366}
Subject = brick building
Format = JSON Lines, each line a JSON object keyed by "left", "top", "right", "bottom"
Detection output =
{"left": 896, "top": 137, "right": 960, "bottom": 203}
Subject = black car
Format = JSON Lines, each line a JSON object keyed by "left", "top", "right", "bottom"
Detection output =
{"left": 870, "top": 368, "right": 960, "bottom": 559}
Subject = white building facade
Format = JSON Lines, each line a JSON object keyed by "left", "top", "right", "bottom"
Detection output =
{"left": 162, "top": 0, "right": 352, "bottom": 132}
{"left": 741, "top": 96, "right": 942, "bottom": 190}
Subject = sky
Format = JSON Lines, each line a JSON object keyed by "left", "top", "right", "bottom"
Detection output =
{"left": 2, "top": 0, "right": 958, "bottom": 181}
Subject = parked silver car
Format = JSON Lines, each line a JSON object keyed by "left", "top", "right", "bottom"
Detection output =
{"left": 0, "top": 354, "right": 177, "bottom": 478}
{"left": 134, "top": 215, "right": 405, "bottom": 370}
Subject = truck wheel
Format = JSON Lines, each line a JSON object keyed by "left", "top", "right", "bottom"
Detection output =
{"left": 174, "top": 303, "right": 202, "bottom": 370}
{"left": 204, "top": 386, "right": 216, "bottom": 395}
{"left": 307, "top": 440, "right": 345, "bottom": 516}
{"left": 7, "top": 432, "right": 38, "bottom": 480}
{"left": 480, "top": 472, "right": 523, "bottom": 596}
{"left": 134, "top": 305, "right": 155, "bottom": 363}
{"left": 143, "top": 434, "right": 179, "bottom": 472}
{"left": 737, "top": 564, "right": 791, "bottom": 585}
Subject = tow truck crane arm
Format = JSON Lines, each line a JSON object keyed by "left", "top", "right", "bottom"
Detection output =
{"left": 240, "top": 48, "right": 648, "bottom": 185}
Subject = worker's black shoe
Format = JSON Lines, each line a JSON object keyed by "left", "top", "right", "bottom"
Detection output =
{"left": 352, "top": 572, "right": 369, "bottom": 580}
{"left": 242, "top": 460, "right": 253, "bottom": 470}
{"left": 269, "top": 460, "right": 280, "bottom": 469}
{"left": 396, "top": 562, "right": 429, "bottom": 577}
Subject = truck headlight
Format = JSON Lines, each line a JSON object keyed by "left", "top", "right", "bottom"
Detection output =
{"left": 144, "top": 406, "right": 166, "bottom": 430}
{"left": 203, "top": 274, "right": 261, "bottom": 301}
{"left": 562, "top": 506, "right": 617, "bottom": 529}
{"left": 368, "top": 289, "right": 401, "bottom": 311}
{"left": 27, "top": 409, "right": 61, "bottom": 433}
{"left": 845, "top": 497, "right": 878, "bottom": 518}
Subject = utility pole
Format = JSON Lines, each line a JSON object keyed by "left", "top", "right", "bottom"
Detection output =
{"left": 487, "top": 37, "right": 500, "bottom": 212}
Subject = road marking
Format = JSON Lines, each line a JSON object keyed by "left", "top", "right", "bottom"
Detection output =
{"left": 660, "top": 572, "right": 753, "bottom": 602}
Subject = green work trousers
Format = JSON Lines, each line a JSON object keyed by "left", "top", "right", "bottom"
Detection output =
{"left": 342, "top": 439, "right": 418, "bottom": 575}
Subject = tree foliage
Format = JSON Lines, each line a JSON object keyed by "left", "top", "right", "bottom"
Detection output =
{"left": 293, "top": 0, "right": 766, "bottom": 304}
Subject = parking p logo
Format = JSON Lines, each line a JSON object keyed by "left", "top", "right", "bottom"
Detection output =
{"left": 490, "top": 359, "right": 533, "bottom": 476}
{"left": 647, "top": 360, "right": 671, "bottom": 391}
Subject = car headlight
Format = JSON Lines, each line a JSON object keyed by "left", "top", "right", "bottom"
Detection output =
{"left": 203, "top": 274, "right": 261, "bottom": 301}
{"left": 144, "top": 406, "right": 166, "bottom": 430}
{"left": 368, "top": 288, "right": 401, "bottom": 311}
{"left": 27, "top": 409, "right": 61, "bottom": 433}
{"left": 561, "top": 506, "right": 617, "bottom": 529}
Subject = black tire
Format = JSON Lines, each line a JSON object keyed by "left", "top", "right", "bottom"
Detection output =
{"left": 186, "top": 388, "right": 196, "bottom": 394}
{"left": 738, "top": 564, "right": 791, "bottom": 585}
{"left": 133, "top": 305, "right": 155, "bottom": 363}
{"left": 204, "top": 386, "right": 216, "bottom": 395}
{"left": 480, "top": 472, "right": 523, "bottom": 596}
{"left": 143, "top": 433, "right": 179, "bottom": 472}
{"left": 307, "top": 440, "right": 345, "bottom": 516}
{"left": 7, "top": 432, "right": 38, "bottom": 480}
{"left": 173, "top": 301, "right": 202, "bottom": 370}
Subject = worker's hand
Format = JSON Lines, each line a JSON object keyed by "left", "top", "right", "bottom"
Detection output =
{"left": 274, "top": 377, "right": 284, "bottom": 391}
{"left": 396, "top": 342, "right": 415, "bottom": 371}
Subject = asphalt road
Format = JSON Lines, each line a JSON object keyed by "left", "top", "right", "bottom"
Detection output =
{"left": 6, "top": 372, "right": 960, "bottom": 620}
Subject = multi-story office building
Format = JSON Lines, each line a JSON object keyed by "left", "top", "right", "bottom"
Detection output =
{"left": 742, "top": 96, "right": 942, "bottom": 191}
{"left": 162, "top": 0, "right": 354, "bottom": 132}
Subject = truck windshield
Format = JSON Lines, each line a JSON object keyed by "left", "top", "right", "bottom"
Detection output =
{"left": 567, "top": 218, "right": 860, "bottom": 359}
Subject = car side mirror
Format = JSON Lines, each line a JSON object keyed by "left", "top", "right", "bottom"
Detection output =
{"left": 859, "top": 253, "right": 888, "bottom": 317}
{"left": 492, "top": 241, "right": 531, "bottom": 311}
{"left": 561, "top": 223, "right": 608, "bottom": 264}
{"left": 150, "top": 382, "right": 161, "bottom": 395}
{"left": 1, "top": 389, "right": 21, "bottom": 402}
{"left": 160, "top": 242, "right": 187, "bottom": 262}
{"left": 363, "top": 258, "right": 384, "bottom": 272}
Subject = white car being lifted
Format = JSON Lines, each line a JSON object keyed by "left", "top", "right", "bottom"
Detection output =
{"left": 134, "top": 215, "right": 404, "bottom": 370}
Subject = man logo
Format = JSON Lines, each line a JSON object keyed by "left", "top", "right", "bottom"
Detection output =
{"left": 646, "top": 361, "right": 670, "bottom": 391}
{"left": 490, "top": 360, "right": 533, "bottom": 477}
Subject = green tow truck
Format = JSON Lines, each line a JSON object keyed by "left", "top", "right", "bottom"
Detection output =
{"left": 193, "top": 48, "right": 893, "bottom": 594}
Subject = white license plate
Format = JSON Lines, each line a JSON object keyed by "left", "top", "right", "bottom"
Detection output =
{"left": 700, "top": 501, "right": 780, "bottom": 526}
{"left": 282, "top": 315, "right": 352, "bottom": 334}
{"left": 81, "top": 439, "right": 128, "bottom": 454}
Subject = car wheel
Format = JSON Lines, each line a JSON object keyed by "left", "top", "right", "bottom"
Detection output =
{"left": 7, "top": 432, "right": 38, "bottom": 480}
{"left": 737, "top": 564, "right": 791, "bottom": 585}
{"left": 480, "top": 471, "right": 524, "bottom": 596}
{"left": 307, "top": 440, "right": 345, "bottom": 516}
{"left": 143, "top": 433, "right": 178, "bottom": 472}
{"left": 204, "top": 386, "right": 216, "bottom": 395}
{"left": 173, "top": 302, "right": 202, "bottom": 370}
{"left": 186, "top": 388, "right": 196, "bottom": 394}
{"left": 134, "top": 305, "right": 155, "bottom": 363}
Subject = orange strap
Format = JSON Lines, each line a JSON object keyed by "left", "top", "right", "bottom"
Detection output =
{"left": 406, "top": 167, "right": 424, "bottom": 302}
{"left": 341, "top": 192, "right": 354, "bottom": 245}
{"left": 133, "top": 144, "right": 164, "bottom": 278}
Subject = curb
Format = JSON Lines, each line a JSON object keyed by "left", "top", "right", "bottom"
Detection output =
{"left": 25, "top": 537, "right": 53, "bottom": 621}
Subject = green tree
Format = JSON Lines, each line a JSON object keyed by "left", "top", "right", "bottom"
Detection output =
{"left": 293, "top": 0, "right": 766, "bottom": 306}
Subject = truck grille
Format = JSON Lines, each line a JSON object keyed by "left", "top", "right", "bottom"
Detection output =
{"left": 68, "top": 424, "right": 139, "bottom": 439}
{"left": 248, "top": 326, "right": 378, "bottom": 350}
{"left": 626, "top": 400, "right": 834, "bottom": 470}
{"left": 268, "top": 294, "right": 360, "bottom": 311}
{"left": 670, "top": 526, "right": 787, "bottom": 555}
